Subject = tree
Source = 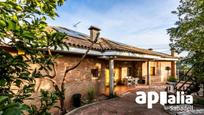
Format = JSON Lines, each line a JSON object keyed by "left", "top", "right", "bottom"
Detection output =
{"left": 0, "top": 1, "right": 99, "bottom": 114}
{"left": 35, "top": 29, "right": 99, "bottom": 115}
{"left": 0, "top": 0, "right": 67, "bottom": 114}
{"left": 168, "top": 0, "right": 204, "bottom": 82}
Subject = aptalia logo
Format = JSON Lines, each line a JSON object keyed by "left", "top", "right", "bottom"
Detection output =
{"left": 135, "top": 91, "right": 193, "bottom": 109}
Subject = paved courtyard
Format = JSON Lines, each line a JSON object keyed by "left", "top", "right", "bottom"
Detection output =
{"left": 67, "top": 84, "right": 169, "bottom": 115}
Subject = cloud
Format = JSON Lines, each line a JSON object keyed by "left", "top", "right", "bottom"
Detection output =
{"left": 47, "top": 0, "right": 179, "bottom": 54}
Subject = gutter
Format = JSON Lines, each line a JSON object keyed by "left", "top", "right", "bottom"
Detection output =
{"left": 56, "top": 46, "right": 178, "bottom": 61}
{"left": 1, "top": 45, "right": 178, "bottom": 61}
{"left": 68, "top": 47, "right": 102, "bottom": 56}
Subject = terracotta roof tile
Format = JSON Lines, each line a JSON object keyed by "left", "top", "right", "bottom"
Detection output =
{"left": 52, "top": 26, "right": 174, "bottom": 58}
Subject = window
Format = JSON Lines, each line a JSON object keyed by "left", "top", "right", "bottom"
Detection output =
{"left": 150, "top": 67, "right": 156, "bottom": 76}
{"left": 91, "top": 69, "right": 99, "bottom": 77}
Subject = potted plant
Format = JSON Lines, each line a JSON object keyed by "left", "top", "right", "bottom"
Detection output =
{"left": 167, "top": 76, "right": 177, "bottom": 83}
{"left": 166, "top": 76, "right": 177, "bottom": 93}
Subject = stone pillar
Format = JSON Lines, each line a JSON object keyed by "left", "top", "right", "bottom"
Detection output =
{"left": 109, "top": 59, "right": 114, "bottom": 97}
{"left": 147, "top": 60, "right": 150, "bottom": 85}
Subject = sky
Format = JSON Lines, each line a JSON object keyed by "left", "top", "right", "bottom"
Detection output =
{"left": 47, "top": 0, "right": 179, "bottom": 54}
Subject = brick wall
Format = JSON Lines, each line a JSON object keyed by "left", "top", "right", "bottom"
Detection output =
{"left": 35, "top": 54, "right": 106, "bottom": 110}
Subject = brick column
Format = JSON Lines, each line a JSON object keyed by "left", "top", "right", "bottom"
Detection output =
{"left": 171, "top": 61, "right": 177, "bottom": 78}
{"left": 171, "top": 48, "right": 177, "bottom": 78}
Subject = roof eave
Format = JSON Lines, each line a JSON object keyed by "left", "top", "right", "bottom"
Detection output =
{"left": 54, "top": 46, "right": 178, "bottom": 61}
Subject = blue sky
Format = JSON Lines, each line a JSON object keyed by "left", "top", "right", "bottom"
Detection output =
{"left": 47, "top": 0, "right": 179, "bottom": 54}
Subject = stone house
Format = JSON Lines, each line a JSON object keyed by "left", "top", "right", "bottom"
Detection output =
{"left": 48, "top": 26, "right": 178, "bottom": 107}
{"left": 1, "top": 26, "right": 178, "bottom": 109}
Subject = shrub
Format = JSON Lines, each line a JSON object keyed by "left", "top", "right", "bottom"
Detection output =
{"left": 194, "top": 98, "right": 204, "bottom": 105}
{"left": 167, "top": 76, "right": 177, "bottom": 82}
{"left": 87, "top": 87, "right": 95, "bottom": 103}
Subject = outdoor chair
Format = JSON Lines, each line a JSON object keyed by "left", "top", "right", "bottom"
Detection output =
{"left": 133, "top": 78, "right": 139, "bottom": 85}
{"left": 126, "top": 76, "right": 135, "bottom": 86}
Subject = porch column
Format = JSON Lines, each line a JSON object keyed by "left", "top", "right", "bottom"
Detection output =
{"left": 171, "top": 61, "right": 177, "bottom": 78}
{"left": 109, "top": 59, "right": 114, "bottom": 97}
{"left": 147, "top": 60, "right": 150, "bottom": 85}
{"left": 171, "top": 48, "right": 177, "bottom": 78}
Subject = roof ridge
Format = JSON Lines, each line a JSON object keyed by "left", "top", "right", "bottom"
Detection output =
{"left": 100, "top": 38, "right": 174, "bottom": 57}
{"left": 100, "top": 38, "right": 115, "bottom": 50}
{"left": 102, "top": 37, "right": 146, "bottom": 50}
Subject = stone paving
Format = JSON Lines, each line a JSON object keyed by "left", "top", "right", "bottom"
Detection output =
{"left": 67, "top": 84, "right": 169, "bottom": 115}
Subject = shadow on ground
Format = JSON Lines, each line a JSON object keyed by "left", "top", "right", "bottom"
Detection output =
{"left": 67, "top": 84, "right": 169, "bottom": 115}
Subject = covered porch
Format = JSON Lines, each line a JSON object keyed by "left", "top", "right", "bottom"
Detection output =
{"left": 102, "top": 56, "right": 177, "bottom": 96}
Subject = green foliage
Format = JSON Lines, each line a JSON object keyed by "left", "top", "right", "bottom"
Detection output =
{"left": 168, "top": 0, "right": 204, "bottom": 82}
{"left": 168, "top": 0, "right": 204, "bottom": 53}
{"left": 0, "top": 96, "right": 30, "bottom": 115}
{"left": 177, "top": 60, "right": 191, "bottom": 73}
{"left": 167, "top": 76, "right": 177, "bottom": 82}
{"left": 28, "top": 90, "right": 60, "bottom": 115}
{"left": 87, "top": 87, "right": 95, "bottom": 103}
{"left": 194, "top": 98, "right": 204, "bottom": 105}
{"left": 0, "top": 0, "right": 67, "bottom": 114}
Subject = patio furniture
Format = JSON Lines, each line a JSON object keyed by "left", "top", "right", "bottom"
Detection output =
{"left": 133, "top": 78, "right": 139, "bottom": 85}
{"left": 123, "top": 76, "right": 140, "bottom": 86}
{"left": 126, "top": 76, "right": 134, "bottom": 86}
{"left": 127, "top": 77, "right": 132, "bottom": 86}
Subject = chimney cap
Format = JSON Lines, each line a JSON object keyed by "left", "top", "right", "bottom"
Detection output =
{"left": 170, "top": 47, "right": 176, "bottom": 51}
{"left": 148, "top": 48, "right": 153, "bottom": 51}
{"left": 89, "top": 26, "right": 101, "bottom": 31}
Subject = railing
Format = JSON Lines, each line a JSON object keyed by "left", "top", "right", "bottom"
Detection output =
{"left": 176, "top": 76, "right": 193, "bottom": 91}
{"left": 167, "top": 63, "right": 201, "bottom": 95}
{"left": 174, "top": 64, "right": 195, "bottom": 91}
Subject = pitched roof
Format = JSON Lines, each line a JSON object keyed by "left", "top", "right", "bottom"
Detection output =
{"left": 52, "top": 26, "right": 174, "bottom": 58}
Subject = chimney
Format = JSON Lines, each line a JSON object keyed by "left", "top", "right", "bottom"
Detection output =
{"left": 171, "top": 48, "right": 177, "bottom": 57}
{"left": 148, "top": 48, "right": 153, "bottom": 51}
{"left": 89, "top": 26, "right": 100, "bottom": 41}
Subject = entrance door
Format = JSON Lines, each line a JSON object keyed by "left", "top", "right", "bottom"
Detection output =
{"left": 105, "top": 69, "right": 109, "bottom": 86}
{"left": 105, "top": 68, "right": 121, "bottom": 86}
